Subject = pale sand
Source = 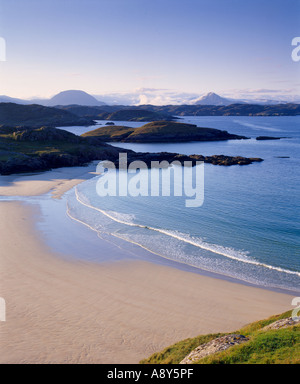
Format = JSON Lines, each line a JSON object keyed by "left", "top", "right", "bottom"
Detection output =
{"left": 0, "top": 171, "right": 295, "bottom": 364}
{"left": 0, "top": 163, "right": 99, "bottom": 199}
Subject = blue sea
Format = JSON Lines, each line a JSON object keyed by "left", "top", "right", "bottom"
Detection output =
{"left": 59, "top": 116, "right": 300, "bottom": 293}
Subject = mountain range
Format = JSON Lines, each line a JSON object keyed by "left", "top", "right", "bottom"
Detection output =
{"left": 0, "top": 90, "right": 106, "bottom": 107}
{"left": 1, "top": 90, "right": 298, "bottom": 107}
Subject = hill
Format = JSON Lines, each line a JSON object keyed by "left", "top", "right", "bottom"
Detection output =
{"left": 98, "top": 108, "right": 175, "bottom": 122}
{"left": 0, "top": 95, "right": 33, "bottom": 105}
{"left": 82, "top": 121, "right": 248, "bottom": 142}
{"left": 56, "top": 106, "right": 175, "bottom": 122}
{"left": 140, "top": 310, "right": 300, "bottom": 364}
{"left": 47, "top": 90, "right": 106, "bottom": 106}
{"left": 0, "top": 103, "right": 95, "bottom": 127}
{"left": 194, "top": 92, "right": 234, "bottom": 106}
{"left": 137, "top": 103, "right": 300, "bottom": 116}
{"left": 0, "top": 125, "right": 121, "bottom": 174}
{"left": 0, "top": 125, "right": 262, "bottom": 174}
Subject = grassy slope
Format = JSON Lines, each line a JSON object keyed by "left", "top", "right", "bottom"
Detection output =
{"left": 0, "top": 103, "right": 93, "bottom": 127}
{"left": 0, "top": 126, "right": 121, "bottom": 175}
{"left": 0, "top": 131, "right": 96, "bottom": 158}
{"left": 140, "top": 310, "right": 300, "bottom": 364}
{"left": 82, "top": 126, "right": 134, "bottom": 140}
{"left": 82, "top": 121, "right": 240, "bottom": 142}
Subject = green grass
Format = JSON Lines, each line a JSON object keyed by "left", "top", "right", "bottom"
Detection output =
{"left": 0, "top": 126, "right": 120, "bottom": 174}
{"left": 82, "top": 121, "right": 229, "bottom": 143}
{"left": 198, "top": 326, "right": 299, "bottom": 364}
{"left": 140, "top": 333, "right": 224, "bottom": 364}
{"left": 0, "top": 129, "right": 107, "bottom": 158}
{"left": 82, "top": 126, "right": 134, "bottom": 140}
{"left": 140, "top": 310, "right": 300, "bottom": 364}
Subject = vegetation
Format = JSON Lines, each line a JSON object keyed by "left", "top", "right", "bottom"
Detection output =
{"left": 0, "top": 125, "right": 262, "bottom": 175}
{"left": 0, "top": 103, "right": 94, "bottom": 127}
{"left": 136, "top": 103, "right": 300, "bottom": 116}
{"left": 98, "top": 109, "right": 175, "bottom": 122}
{"left": 140, "top": 311, "right": 300, "bottom": 364}
{"left": 82, "top": 121, "right": 248, "bottom": 142}
{"left": 82, "top": 125, "right": 134, "bottom": 140}
{"left": 0, "top": 125, "right": 121, "bottom": 174}
{"left": 60, "top": 103, "right": 300, "bottom": 118}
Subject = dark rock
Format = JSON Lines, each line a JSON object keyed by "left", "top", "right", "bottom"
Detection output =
{"left": 256, "top": 136, "right": 282, "bottom": 140}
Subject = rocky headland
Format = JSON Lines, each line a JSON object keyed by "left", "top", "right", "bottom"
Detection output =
{"left": 0, "top": 126, "right": 263, "bottom": 175}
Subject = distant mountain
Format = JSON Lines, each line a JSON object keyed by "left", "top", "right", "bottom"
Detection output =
{"left": 0, "top": 95, "right": 32, "bottom": 105}
{"left": 137, "top": 103, "right": 300, "bottom": 116}
{"left": 193, "top": 92, "right": 299, "bottom": 106}
{"left": 56, "top": 106, "right": 175, "bottom": 122}
{"left": 194, "top": 92, "right": 235, "bottom": 106}
{"left": 97, "top": 108, "right": 175, "bottom": 122}
{"left": 0, "top": 90, "right": 106, "bottom": 107}
{"left": 47, "top": 90, "right": 106, "bottom": 107}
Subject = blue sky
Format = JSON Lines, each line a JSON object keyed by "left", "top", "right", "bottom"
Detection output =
{"left": 0, "top": 0, "right": 299, "bottom": 103}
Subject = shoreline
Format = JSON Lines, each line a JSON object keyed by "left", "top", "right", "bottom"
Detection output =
{"left": 0, "top": 167, "right": 297, "bottom": 363}
{"left": 61, "top": 192, "right": 300, "bottom": 297}
{"left": 3, "top": 167, "right": 298, "bottom": 297}
{"left": 0, "top": 162, "right": 99, "bottom": 199}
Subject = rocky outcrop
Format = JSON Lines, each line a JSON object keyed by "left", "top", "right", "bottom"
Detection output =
{"left": 179, "top": 317, "right": 299, "bottom": 364}
{"left": 179, "top": 334, "right": 249, "bottom": 364}
{"left": 256, "top": 136, "right": 282, "bottom": 140}
{"left": 125, "top": 152, "right": 263, "bottom": 167}
{"left": 262, "top": 317, "right": 300, "bottom": 331}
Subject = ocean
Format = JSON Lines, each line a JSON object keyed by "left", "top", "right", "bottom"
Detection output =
{"left": 57, "top": 116, "right": 300, "bottom": 293}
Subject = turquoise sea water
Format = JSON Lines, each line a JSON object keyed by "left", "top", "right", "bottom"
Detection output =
{"left": 61, "top": 116, "right": 300, "bottom": 292}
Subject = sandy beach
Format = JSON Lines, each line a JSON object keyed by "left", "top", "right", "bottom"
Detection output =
{"left": 0, "top": 167, "right": 295, "bottom": 364}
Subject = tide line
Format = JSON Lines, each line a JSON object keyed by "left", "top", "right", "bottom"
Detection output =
{"left": 74, "top": 187, "right": 300, "bottom": 278}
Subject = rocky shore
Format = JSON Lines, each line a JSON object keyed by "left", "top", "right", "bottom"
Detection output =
{"left": 0, "top": 126, "right": 263, "bottom": 175}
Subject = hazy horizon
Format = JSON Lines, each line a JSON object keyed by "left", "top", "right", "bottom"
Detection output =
{"left": 0, "top": 0, "right": 299, "bottom": 105}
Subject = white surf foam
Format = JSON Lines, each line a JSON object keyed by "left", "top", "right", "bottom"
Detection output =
{"left": 73, "top": 187, "right": 300, "bottom": 278}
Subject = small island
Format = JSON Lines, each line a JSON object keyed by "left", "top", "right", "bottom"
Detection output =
{"left": 256, "top": 136, "right": 283, "bottom": 140}
{"left": 82, "top": 121, "right": 249, "bottom": 142}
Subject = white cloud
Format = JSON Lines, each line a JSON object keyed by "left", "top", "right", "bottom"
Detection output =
{"left": 94, "top": 89, "right": 200, "bottom": 105}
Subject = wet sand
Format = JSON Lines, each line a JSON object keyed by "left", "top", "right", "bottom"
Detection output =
{"left": 0, "top": 169, "right": 295, "bottom": 363}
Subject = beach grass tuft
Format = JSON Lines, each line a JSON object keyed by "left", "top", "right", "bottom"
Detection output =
{"left": 140, "top": 310, "right": 300, "bottom": 364}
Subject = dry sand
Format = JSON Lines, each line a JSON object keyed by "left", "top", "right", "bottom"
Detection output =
{"left": 0, "top": 169, "right": 295, "bottom": 364}
{"left": 0, "top": 163, "right": 99, "bottom": 199}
